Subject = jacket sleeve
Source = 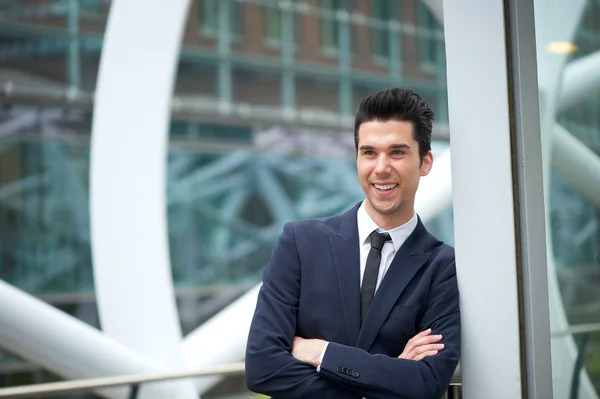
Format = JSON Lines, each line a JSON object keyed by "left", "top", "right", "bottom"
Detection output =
{"left": 245, "top": 222, "right": 361, "bottom": 399}
{"left": 318, "top": 260, "right": 460, "bottom": 399}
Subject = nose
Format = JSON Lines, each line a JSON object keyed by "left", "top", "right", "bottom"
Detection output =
{"left": 374, "top": 154, "right": 391, "bottom": 175}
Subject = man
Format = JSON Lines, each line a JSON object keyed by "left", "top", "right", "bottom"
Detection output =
{"left": 245, "top": 87, "right": 460, "bottom": 399}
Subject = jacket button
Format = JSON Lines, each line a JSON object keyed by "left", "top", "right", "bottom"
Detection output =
{"left": 346, "top": 369, "right": 353, "bottom": 376}
{"left": 352, "top": 371, "right": 360, "bottom": 378}
{"left": 337, "top": 366, "right": 343, "bottom": 373}
{"left": 341, "top": 367, "right": 347, "bottom": 373}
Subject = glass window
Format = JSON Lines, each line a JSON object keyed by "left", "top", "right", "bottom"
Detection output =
{"left": 533, "top": 0, "right": 600, "bottom": 395}
{"left": 0, "top": 1, "right": 18, "bottom": 13}
{"left": 49, "top": 0, "right": 107, "bottom": 19}
{"left": 417, "top": 1, "right": 440, "bottom": 72}
{"left": 370, "top": 0, "right": 395, "bottom": 60}
{"left": 264, "top": 4, "right": 282, "bottom": 46}
{"left": 198, "top": 0, "right": 217, "bottom": 35}
{"left": 197, "top": 0, "right": 242, "bottom": 39}
{"left": 320, "top": 0, "right": 345, "bottom": 53}
{"left": 263, "top": 1, "right": 300, "bottom": 49}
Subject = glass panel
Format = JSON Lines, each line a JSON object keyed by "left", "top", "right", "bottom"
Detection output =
{"left": 231, "top": 66, "right": 282, "bottom": 107}
{"left": 295, "top": 74, "right": 340, "bottom": 115}
{"left": 0, "top": 0, "right": 108, "bottom": 92}
{"left": 264, "top": 4, "right": 282, "bottom": 46}
{"left": 370, "top": 0, "right": 393, "bottom": 59}
{"left": 0, "top": 0, "right": 451, "bottom": 395}
{"left": 173, "top": 59, "right": 219, "bottom": 99}
{"left": 197, "top": 0, "right": 242, "bottom": 39}
{"left": 261, "top": 0, "right": 301, "bottom": 51}
{"left": 416, "top": 1, "right": 441, "bottom": 73}
{"left": 320, "top": 0, "right": 341, "bottom": 52}
{"left": 533, "top": 0, "right": 600, "bottom": 395}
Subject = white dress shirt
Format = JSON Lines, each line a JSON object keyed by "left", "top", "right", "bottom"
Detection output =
{"left": 356, "top": 200, "right": 418, "bottom": 291}
{"left": 317, "top": 201, "right": 418, "bottom": 374}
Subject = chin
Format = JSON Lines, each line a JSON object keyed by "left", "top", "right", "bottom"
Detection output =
{"left": 370, "top": 201, "right": 400, "bottom": 216}
{"left": 375, "top": 206, "right": 399, "bottom": 216}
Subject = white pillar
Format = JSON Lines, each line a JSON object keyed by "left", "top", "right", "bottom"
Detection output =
{"left": 444, "top": 1, "right": 525, "bottom": 397}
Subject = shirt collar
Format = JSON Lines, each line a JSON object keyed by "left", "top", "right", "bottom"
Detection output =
{"left": 357, "top": 200, "right": 419, "bottom": 251}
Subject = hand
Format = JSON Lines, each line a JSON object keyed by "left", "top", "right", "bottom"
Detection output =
{"left": 291, "top": 336, "right": 327, "bottom": 367}
{"left": 398, "top": 328, "right": 444, "bottom": 361}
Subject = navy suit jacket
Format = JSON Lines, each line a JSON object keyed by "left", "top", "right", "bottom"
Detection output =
{"left": 245, "top": 203, "right": 460, "bottom": 399}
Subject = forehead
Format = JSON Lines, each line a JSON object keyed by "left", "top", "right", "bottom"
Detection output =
{"left": 357, "top": 120, "right": 415, "bottom": 144}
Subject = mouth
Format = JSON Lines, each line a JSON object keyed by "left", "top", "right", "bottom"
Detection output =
{"left": 373, "top": 183, "right": 398, "bottom": 196}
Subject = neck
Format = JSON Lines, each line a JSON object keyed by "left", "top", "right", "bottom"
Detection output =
{"left": 364, "top": 201, "right": 415, "bottom": 231}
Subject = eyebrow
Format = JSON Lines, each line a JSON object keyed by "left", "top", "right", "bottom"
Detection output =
{"left": 359, "top": 144, "right": 411, "bottom": 151}
{"left": 389, "top": 144, "right": 411, "bottom": 150}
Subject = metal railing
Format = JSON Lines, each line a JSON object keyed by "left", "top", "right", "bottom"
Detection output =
{"left": 0, "top": 361, "right": 462, "bottom": 399}
{"left": 0, "top": 362, "right": 245, "bottom": 399}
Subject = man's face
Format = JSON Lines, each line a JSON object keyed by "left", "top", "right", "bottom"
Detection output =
{"left": 356, "top": 120, "right": 433, "bottom": 226}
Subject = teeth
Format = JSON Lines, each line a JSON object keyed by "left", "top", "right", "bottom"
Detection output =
{"left": 374, "top": 184, "right": 397, "bottom": 190}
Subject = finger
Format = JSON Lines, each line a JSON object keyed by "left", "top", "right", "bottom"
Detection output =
{"left": 404, "top": 337, "right": 442, "bottom": 356}
{"left": 411, "top": 334, "right": 443, "bottom": 347}
{"left": 407, "top": 329, "right": 432, "bottom": 345}
{"left": 410, "top": 343, "right": 445, "bottom": 357}
{"left": 403, "top": 334, "right": 441, "bottom": 356}
{"left": 414, "top": 350, "right": 439, "bottom": 361}
{"left": 413, "top": 328, "right": 432, "bottom": 339}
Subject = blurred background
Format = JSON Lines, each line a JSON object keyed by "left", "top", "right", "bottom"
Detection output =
{"left": 0, "top": 0, "right": 598, "bottom": 398}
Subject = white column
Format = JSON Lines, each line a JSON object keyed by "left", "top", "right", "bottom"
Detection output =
{"left": 444, "top": 1, "right": 524, "bottom": 397}
{"left": 90, "top": 0, "right": 195, "bottom": 397}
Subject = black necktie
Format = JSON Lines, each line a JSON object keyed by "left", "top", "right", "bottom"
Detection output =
{"left": 361, "top": 231, "right": 391, "bottom": 324}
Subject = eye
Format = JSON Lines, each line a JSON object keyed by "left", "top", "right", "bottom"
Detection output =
{"left": 391, "top": 150, "right": 405, "bottom": 155}
{"left": 363, "top": 150, "right": 376, "bottom": 156}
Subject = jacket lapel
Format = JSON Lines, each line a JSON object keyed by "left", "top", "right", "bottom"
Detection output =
{"left": 328, "top": 203, "right": 362, "bottom": 346}
{"left": 355, "top": 218, "right": 431, "bottom": 351}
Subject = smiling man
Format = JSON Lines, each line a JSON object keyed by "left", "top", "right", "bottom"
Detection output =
{"left": 245, "top": 87, "right": 460, "bottom": 399}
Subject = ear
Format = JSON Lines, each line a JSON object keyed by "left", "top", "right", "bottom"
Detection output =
{"left": 420, "top": 151, "right": 433, "bottom": 177}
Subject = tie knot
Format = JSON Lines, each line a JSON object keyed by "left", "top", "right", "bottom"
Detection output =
{"left": 370, "top": 231, "right": 391, "bottom": 251}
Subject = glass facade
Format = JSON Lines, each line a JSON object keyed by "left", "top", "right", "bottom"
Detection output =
{"left": 534, "top": 0, "right": 600, "bottom": 395}
{"left": 0, "top": 0, "right": 450, "bottom": 396}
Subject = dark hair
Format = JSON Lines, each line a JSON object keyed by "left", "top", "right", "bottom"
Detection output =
{"left": 353, "top": 87, "right": 434, "bottom": 161}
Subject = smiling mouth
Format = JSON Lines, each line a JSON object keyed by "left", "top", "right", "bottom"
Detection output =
{"left": 373, "top": 183, "right": 398, "bottom": 191}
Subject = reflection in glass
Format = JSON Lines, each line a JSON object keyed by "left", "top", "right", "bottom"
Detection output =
{"left": 534, "top": 0, "right": 600, "bottom": 395}
{"left": 0, "top": 0, "right": 452, "bottom": 395}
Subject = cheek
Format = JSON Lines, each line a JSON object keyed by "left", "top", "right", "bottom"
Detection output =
{"left": 357, "top": 164, "right": 373, "bottom": 182}
{"left": 397, "top": 167, "right": 422, "bottom": 186}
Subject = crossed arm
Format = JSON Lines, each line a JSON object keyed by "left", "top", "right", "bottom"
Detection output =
{"left": 245, "top": 223, "right": 460, "bottom": 399}
{"left": 292, "top": 328, "right": 445, "bottom": 367}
